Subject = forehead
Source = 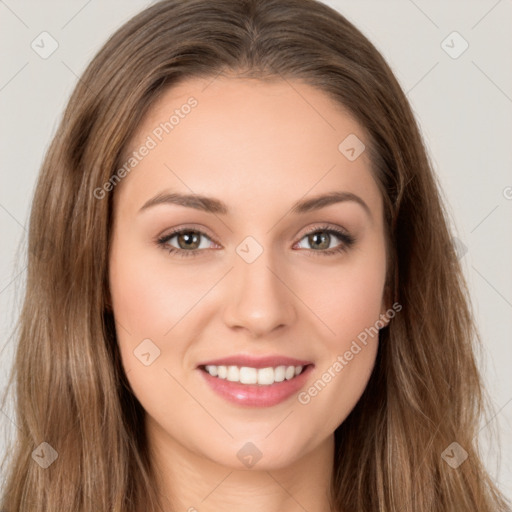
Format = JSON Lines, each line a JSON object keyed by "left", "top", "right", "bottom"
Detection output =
{"left": 115, "top": 75, "right": 382, "bottom": 221}
{"left": 137, "top": 75, "right": 362, "bottom": 148}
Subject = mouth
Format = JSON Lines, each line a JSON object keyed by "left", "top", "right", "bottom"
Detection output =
{"left": 198, "top": 363, "right": 312, "bottom": 386}
{"left": 197, "top": 363, "right": 315, "bottom": 407}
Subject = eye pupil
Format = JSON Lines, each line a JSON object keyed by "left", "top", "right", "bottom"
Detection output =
{"left": 309, "top": 232, "right": 329, "bottom": 250}
{"left": 178, "top": 231, "right": 200, "bottom": 249}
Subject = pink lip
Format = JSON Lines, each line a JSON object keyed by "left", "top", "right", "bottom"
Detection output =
{"left": 196, "top": 354, "right": 313, "bottom": 369}
{"left": 197, "top": 364, "right": 315, "bottom": 408}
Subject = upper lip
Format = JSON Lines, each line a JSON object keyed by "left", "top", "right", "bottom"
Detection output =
{"left": 197, "top": 354, "right": 313, "bottom": 369}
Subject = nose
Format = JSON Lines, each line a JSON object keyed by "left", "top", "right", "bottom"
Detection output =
{"left": 222, "top": 248, "right": 297, "bottom": 338}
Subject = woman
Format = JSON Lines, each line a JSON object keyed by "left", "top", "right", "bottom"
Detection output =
{"left": 1, "top": 0, "right": 509, "bottom": 510}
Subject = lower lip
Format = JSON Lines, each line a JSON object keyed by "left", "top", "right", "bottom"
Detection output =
{"left": 198, "top": 365, "right": 314, "bottom": 407}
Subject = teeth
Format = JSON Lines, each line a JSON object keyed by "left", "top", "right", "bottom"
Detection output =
{"left": 274, "top": 366, "right": 285, "bottom": 382}
{"left": 204, "top": 365, "right": 305, "bottom": 385}
{"left": 239, "top": 366, "right": 258, "bottom": 384}
{"left": 285, "top": 366, "right": 295, "bottom": 380}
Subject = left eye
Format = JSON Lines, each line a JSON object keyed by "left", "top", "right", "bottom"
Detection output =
{"left": 296, "top": 229, "right": 344, "bottom": 251}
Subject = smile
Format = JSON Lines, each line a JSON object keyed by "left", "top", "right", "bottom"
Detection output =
{"left": 201, "top": 364, "right": 306, "bottom": 385}
{"left": 198, "top": 364, "right": 314, "bottom": 407}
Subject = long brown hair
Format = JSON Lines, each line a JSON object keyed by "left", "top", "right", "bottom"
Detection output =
{"left": 1, "top": 0, "right": 509, "bottom": 510}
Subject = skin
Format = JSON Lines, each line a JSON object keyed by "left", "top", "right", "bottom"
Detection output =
{"left": 108, "top": 74, "right": 390, "bottom": 512}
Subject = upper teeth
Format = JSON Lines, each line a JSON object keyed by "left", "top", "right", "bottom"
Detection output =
{"left": 204, "top": 365, "right": 304, "bottom": 385}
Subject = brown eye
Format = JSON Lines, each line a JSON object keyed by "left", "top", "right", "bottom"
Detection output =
{"left": 295, "top": 225, "right": 356, "bottom": 257}
{"left": 306, "top": 231, "right": 331, "bottom": 250}
{"left": 157, "top": 229, "right": 215, "bottom": 257}
{"left": 175, "top": 231, "right": 202, "bottom": 250}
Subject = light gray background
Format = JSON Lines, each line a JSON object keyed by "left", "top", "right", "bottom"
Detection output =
{"left": 1, "top": 0, "right": 511, "bottom": 500}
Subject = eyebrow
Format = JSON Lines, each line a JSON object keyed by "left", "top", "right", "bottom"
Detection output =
{"left": 139, "top": 190, "right": 372, "bottom": 219}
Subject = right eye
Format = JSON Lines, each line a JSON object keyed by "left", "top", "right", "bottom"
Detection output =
{"left": 157, "top": 228, "right": 218, "bottom": 257}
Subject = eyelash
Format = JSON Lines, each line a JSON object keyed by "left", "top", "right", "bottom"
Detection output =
{"left": 156, "top": 224, "right": 356, "bottom": 258}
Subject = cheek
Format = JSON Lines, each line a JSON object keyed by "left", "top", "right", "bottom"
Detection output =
{"left": 109, "top": 257, "right": 167, "bottom": 337}
{"left": 108, "top": 234, "right": 177, "bottom": 377}
{"left": 108, "top": 233, "right": 222, "bottom": 385}
{"left": 304, "top": 245, "right": 387, "bottom": 348}
{"left": 108, "top": 239, "right": 197, "bottom": 409}
{"left": 295, "top": 260, "right": 384, "bottom": 432}
{"left": 108, "top": 234, "right": 207, "bottom": 338}
{"left": 333, "top": 262, "right": 385, "bottom": 336}
{"left": 294, "top": 239, "right": 385, "bottom": 414}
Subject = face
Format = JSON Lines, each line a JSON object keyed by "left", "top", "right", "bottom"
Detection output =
{"left": 108, "top": 75, "right": 390, "bottom": 471}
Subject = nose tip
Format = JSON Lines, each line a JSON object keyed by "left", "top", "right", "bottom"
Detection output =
{"left": 222, "top": 256, "right": 296, "bottom": 337}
